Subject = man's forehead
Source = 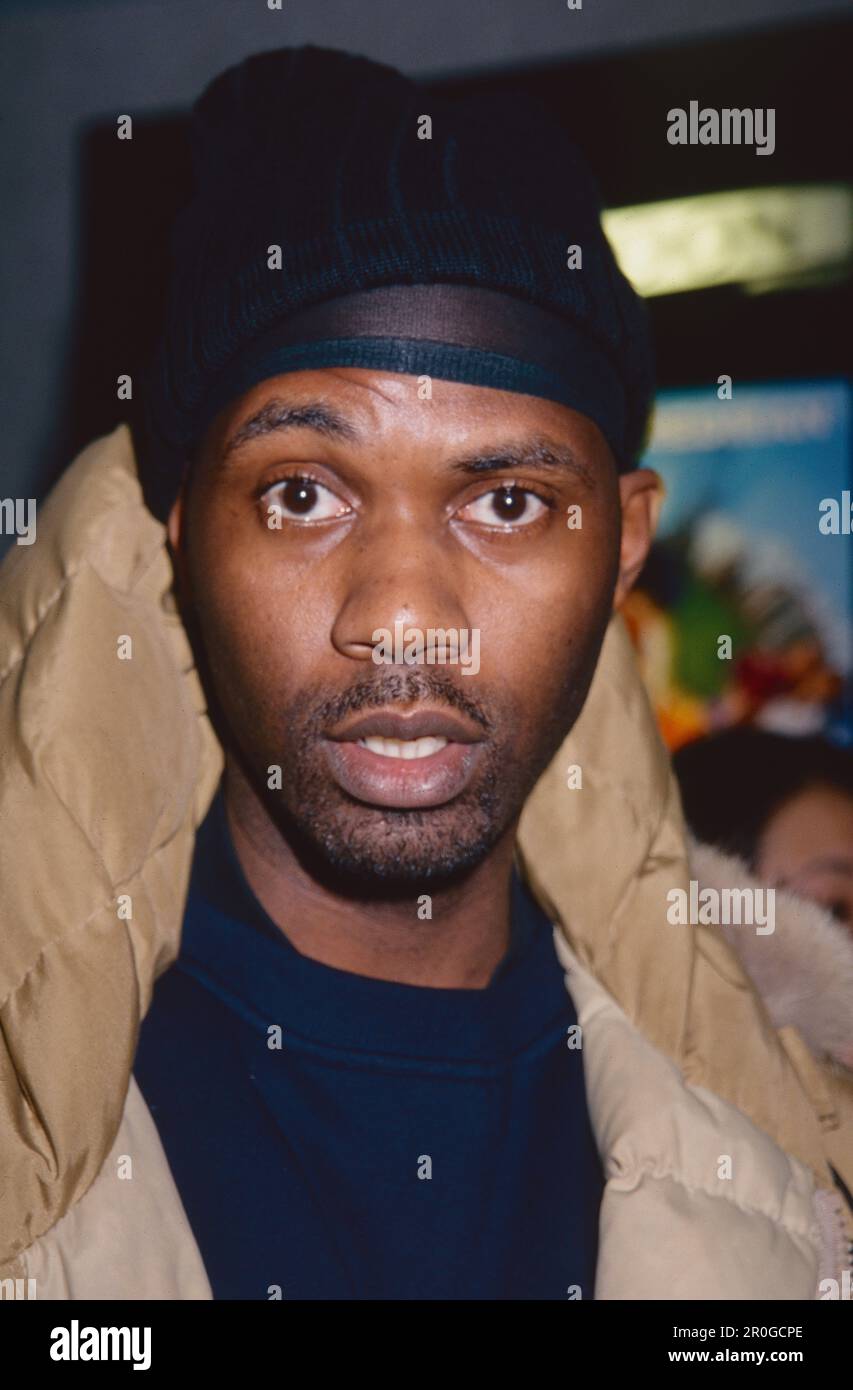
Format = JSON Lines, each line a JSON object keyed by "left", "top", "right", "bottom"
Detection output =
{"left": 208, "top": 372, "right": 606, "bottom": 488}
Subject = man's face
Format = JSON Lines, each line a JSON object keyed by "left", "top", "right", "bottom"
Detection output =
{"left": 171, "top": 368, "right": 656, "bottom": 889}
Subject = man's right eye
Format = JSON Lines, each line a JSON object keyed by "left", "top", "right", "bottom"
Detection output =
{"left": 262, "top": 475, "right": 352, "bottom": 524}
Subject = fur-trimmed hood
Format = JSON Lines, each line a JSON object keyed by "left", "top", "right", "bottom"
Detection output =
{"left": 689, "top": 839, "right": 853, "bottom": 1072}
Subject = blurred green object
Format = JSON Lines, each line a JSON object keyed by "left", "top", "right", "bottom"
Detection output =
{"left": 673, "top": 578, "right": 752, "bottom": 697}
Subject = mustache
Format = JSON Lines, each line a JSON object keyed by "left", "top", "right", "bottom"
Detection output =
{"left": 306, "top": 667, "right": 495, "bottom": 736}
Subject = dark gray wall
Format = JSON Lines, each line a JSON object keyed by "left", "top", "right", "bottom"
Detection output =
{"left": 1, "top": 0, "right": 847, "bottom": 511}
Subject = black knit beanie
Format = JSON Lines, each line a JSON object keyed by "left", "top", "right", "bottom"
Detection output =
{"left": 138, "top": 44, "right": 654, "bottom": 523}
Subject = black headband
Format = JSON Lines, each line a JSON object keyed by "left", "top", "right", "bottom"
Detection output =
{"left": 188, "top": 283, "right": 630, "bottom": 470}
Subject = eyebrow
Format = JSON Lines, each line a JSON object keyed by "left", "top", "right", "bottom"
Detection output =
{"left": 446, "top": 437, "right": 596, "bottom": 489}
{"left": 221, "top": 400, "right": 360, "bottom": 462}
{"left": 220, "top": 400, "right": 595, "bottom": 488}
{"left": 779, "top": 857, "right": 853, "bottom": 882}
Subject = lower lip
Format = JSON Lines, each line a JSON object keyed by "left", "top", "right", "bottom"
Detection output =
{"left": 322, "top": 739, "right": 485, "bottom": 809}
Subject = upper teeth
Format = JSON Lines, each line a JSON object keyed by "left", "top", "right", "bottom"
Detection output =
{"left": 359, "top": 736, "right": 448, "bottom": 760}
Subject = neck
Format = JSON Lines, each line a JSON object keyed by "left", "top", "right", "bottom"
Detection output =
{"left": 222, "top": 757, "right": 516, "bottom": 989}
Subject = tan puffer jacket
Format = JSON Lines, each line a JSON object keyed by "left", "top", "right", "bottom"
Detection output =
{"left": 0, "top": 424, "right": 851, "bottom": 1300}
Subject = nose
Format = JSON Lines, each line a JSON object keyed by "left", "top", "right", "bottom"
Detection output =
{"left": 331, "top": 516, "right": 471, "bottom": 664}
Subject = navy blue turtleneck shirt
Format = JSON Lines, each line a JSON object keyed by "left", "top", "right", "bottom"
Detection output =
{"left": 134, "top": 785, "right": 603, "bottom": 1300}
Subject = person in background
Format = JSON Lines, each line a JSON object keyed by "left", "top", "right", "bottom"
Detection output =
{"left": 674, "top": 727, "right": 853, "bottom": 1220}
{"left": 675, "top": 729, "right": 853, "bottom": 934}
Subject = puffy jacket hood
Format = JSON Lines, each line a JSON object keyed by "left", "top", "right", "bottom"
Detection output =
{"left": 0, "top": 424, "right": 849, "bottom": 1267}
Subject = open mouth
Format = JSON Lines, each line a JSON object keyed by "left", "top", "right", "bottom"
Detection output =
{"left": 322, "top": 708, "right": 485, "bottom": 809}
{"left": 357, "top": 735, "right": 449, "bottom": 760}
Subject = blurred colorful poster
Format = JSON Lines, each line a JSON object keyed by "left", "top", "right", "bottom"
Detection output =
{"left": 626, "top": 379, "right": 852, "bottom": 750}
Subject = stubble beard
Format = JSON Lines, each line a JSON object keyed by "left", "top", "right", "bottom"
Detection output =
{"left": 227, "top": 655, "right": 602, "bottom": 898}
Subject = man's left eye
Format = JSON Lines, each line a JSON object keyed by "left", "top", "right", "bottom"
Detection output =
{"left": 263, "top": 476, "right": 351, "bottom": 523}
{"left": 457, "top": 485, "right": 549, "bottom": 527}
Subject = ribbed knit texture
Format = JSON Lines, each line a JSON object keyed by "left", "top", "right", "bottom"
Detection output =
{"left": 138, "top": 45, "right": 654, "bottom": 522}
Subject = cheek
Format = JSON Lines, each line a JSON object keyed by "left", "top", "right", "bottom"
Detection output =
{"left": 473, "top": 522, "right": 617, "bottom": 688}
{"left": 185, "top": 500, "right": 326, "bottom": 712}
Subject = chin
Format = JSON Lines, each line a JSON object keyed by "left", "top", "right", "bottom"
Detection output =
{"left": 282, "top": 798, "right": 505, "bottom": 897}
